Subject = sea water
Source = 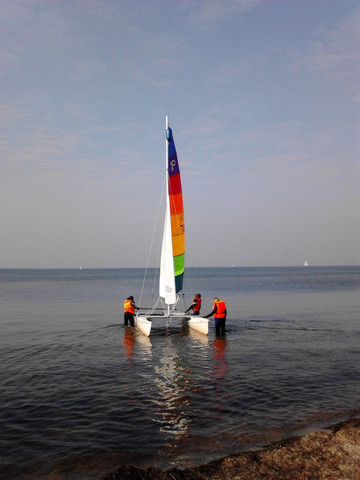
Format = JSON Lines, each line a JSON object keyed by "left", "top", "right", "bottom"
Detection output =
{"left": 0, "top": 267, "right": 359, "bottom": 479}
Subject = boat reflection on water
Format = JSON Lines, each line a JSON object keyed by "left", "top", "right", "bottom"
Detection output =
{"left": 154, "top": 340, "right": 192, "bottom": 440}
{"left": 188, "top": 327, "right": 209, "bottom": 347}
{"left": 152, "top": 329, "right": 210, "bottom": 450}
{"left": 120, "top": 326, "right": 229, "bottom": 467}
{"left": 135, "top": 329, "right": 152, "bottom": 354}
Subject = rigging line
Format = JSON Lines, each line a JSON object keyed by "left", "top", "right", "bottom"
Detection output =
{"left": 138, "top": 177, "right": 166, "bottom": 307}
{"left": 179, "top": 292, "right": 187, "bottom": 311}
{"left": 153, "top": 176, "right": 167, "bottom": 296}
{"left": 151, "top": 268, "right": 158, "bottom": 298}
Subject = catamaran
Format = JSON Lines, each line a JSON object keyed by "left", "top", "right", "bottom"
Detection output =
{"left": 135, "top": 116, "right": 209, "bottom": 337}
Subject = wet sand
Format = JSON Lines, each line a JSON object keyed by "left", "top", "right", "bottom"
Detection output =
{"left": 98, "top": 418, "right": 360, "bottom": 480}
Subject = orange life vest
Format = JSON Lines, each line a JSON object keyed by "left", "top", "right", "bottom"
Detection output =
{"left": 124, "top": 299, "right": 135, "bottom": 314}
{"left": 213, "top": 300, "right": 226, "bottom": 318}
{"left": 193, "top": 297, "right": 202, "bottom": 312}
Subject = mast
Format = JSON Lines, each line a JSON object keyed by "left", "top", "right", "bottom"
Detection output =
{"left": 166, "top": 115, "right": 170, "bottom": 317}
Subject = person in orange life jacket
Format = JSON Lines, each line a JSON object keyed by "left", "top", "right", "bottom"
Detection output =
{"left": 205, "top": 297, "right": 227, "bottom": 335}
{"left": 185, "top": 293, "right": 202, "bottom": 315}
{"left": 124, "top": 295, "right": 138, "bottom": 327}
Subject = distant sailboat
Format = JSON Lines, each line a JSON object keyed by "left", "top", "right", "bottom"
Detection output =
{"left": 304, "top": 261, "right": 309, "bottom": 267}
{"left": 135, "top": 116, "right": 209, "bottom": 337}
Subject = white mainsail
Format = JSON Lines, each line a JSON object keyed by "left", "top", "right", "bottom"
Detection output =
{"left": 159, "top": 197, "right": 176, "bottom": 305}
{"left": 159, "top": 115, "right": 177, "bottom": 307}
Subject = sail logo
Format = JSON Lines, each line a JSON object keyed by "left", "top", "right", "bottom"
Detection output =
{"left": 170, "top": 158, "right": 177, "bottom": 172}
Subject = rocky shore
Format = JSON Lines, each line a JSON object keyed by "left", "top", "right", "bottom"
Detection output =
{"left": 98, "top": 418, "right": 360, "bottom": 480}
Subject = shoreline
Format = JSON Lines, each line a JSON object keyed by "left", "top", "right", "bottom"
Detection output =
{"left": 98, "top": 418, "right": 360, "bottom": 480}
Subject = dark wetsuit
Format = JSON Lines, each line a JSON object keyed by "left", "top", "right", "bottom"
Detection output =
{"left": 205, "top": 304, "right": 227, "bottom": 335}
{"left": 185, "top": 298, "right": 201, "bottom": 316}
{"left": 124, "top": 301, "right": 138, "bottom": 327}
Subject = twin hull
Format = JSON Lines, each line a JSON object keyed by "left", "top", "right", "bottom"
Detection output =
{"left": 135, "top": 314, "right": 208, "bottom": 337}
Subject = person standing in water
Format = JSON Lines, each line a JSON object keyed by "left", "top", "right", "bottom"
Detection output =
{"left": 185, "top": 293, "right": 202, "bottom": 316}
{"left": 123, "top": 296, "right": 138, "bottom": 327}
{"left": 205, "top": 297, "right": 227, "bottom": 335}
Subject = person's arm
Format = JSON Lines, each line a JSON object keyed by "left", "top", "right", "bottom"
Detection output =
{"left": 204, "top": 305, "right": 217, "bottom": 318}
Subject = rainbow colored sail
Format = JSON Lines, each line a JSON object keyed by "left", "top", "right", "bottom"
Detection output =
{"left": 166, "top": 124, "right": 185, "bottom": 295}
{"left": 159, "top": 117, "right": 185, "bottom": 305}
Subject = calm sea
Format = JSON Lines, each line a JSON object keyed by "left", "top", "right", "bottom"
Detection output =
{"left": 1, "top": 267, "right": 359, "bottom": 479}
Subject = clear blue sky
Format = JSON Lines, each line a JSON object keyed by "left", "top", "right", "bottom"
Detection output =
{"left": 1, "top": 0, "right": 359, "bottom": 268}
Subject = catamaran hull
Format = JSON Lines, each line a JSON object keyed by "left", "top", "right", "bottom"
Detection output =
{"left": 188, "top": 316, "right": 209, "bottom": 335}
{"left": 135, "top": 315, "right": 179, "bottom": 337}
{"left": 135, "top": 316, "right": 152, "bottom": 337}
{"left": 135, "top": 315, "right": 183, "bottom": 337}
{"left": 135, "top": 314, "right": 209, "bottom": 337}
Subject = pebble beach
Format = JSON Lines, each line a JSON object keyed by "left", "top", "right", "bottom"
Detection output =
{"left": 99, "top": 418, "right": 360, "bottom": 480}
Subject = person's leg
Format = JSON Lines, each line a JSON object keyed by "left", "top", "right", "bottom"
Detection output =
{"left": 221, "top": 318, "right": 226, "bottom": 334}
{"left": 215, "top": 318, "right": 220, "bottom": 335}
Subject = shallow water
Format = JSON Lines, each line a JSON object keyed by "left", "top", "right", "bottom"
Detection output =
{"left": 1, "top": 267, "right": 359, "bottom": 479}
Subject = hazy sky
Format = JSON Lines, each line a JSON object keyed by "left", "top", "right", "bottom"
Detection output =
{"left": 1, "top": 0, "right": 359, "bottom": 268}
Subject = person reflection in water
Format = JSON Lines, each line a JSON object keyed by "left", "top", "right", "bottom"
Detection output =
{"left": 123, "top": 295, "right": 138, "bottom": 327}
{"left": 185, "top": 293, "right": 202, "bottom": 315}
{"left": 122, "top": 328, "right": 136, "bottom": 357}
{"left": 205, "top": 297, "right": 227, "bottom": 335}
